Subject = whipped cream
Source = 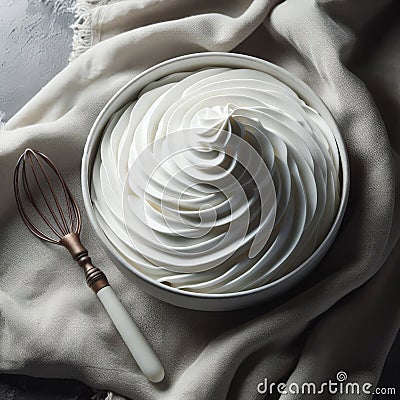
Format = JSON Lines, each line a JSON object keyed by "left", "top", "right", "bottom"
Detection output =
{"left": 91, "top": 67, "right": 341, "bottom": 293}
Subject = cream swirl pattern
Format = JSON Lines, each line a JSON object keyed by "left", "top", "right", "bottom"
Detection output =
{"left": 91, "top": 67, "right": 341, "bottom": 294}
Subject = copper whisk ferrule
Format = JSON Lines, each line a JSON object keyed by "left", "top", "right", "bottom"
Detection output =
{"left": 60, "top": 233, "right": 109, "bottom": 293}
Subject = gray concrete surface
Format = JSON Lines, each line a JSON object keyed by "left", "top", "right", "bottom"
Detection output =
{"left": 0, "top": 0, "right": 74, "bottom": 123}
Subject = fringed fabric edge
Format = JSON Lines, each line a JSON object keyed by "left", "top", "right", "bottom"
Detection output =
{"left": 69, "top": 0, "right": 110, "bottom": 62}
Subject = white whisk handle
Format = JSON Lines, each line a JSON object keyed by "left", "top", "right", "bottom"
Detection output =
{"left": 97, "top": 286, "right": 165, "bottom": 383}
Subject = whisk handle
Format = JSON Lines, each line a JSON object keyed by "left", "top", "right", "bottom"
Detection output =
{"left": 97, "top": 286, "right": 165, "bottom": 383}
{"left": 60, "top": 233, "right": 164, "bottom": 382}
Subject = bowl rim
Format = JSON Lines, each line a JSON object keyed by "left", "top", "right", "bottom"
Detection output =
{"left": 82, "top": 51, "right": 350, "bottom": 301}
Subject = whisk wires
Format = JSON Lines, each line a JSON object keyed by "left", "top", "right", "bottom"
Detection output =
{"left": 14, "top": 149, "right": 82, "bottom": 244}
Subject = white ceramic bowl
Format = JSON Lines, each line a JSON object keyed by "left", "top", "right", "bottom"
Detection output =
{"left": 82, "top": 52, "right": 349, "bottom": 311}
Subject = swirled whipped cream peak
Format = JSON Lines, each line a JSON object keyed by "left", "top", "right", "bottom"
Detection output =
{"left": 92, "top": 67, "right": 341, "bottom": 294}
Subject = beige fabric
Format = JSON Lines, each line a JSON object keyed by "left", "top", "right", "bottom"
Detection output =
{"left": 1, "top": 0, "right": 400, "bottom": 399}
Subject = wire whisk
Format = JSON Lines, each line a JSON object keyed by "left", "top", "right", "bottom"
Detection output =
{"left": 13, "top": 148, "right": 164, "bottom": 383}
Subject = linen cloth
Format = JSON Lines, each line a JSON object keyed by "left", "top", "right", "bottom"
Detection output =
{"left": 1, "top": 0, "right": 400, "bottom": 399}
